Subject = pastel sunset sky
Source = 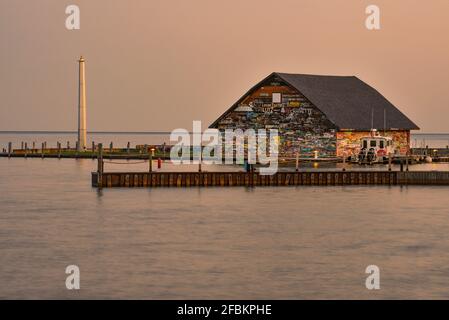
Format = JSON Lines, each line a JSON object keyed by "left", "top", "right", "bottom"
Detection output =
{"left": 1, "top": 0, "right": 448, "bottom": 132}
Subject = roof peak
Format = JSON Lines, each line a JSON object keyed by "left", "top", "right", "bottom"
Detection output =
{"left": 273, "top": 72, "right": 357, "bottom": 79}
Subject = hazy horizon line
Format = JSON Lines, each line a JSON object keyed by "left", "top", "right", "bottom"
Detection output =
{"left": 0, "top": 130, "right": 448, "bottom": 135}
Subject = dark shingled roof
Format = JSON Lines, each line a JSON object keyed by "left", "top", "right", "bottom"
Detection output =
{"left": 210, "top": 72, "right": 419, "bottom": 131}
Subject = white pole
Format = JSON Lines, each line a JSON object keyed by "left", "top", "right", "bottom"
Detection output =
{"left": 77, "top": 56, "right": 87, "bottom": 151}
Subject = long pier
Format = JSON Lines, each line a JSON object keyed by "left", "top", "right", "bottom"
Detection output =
{"left": 2, "top": 143, "right": 449, "bottom": 162}
{"left": 91, "top": 171, "right": 449, "bottom": 188}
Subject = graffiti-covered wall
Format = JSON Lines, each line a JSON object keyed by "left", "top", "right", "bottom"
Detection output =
{"left": 214, "top": 78, "right": 337, "bottom": 158}
{"left": 336, "top": 130, "right": 410, "bottom": 157}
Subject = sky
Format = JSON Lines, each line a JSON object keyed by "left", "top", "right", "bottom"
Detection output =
{"left": 0, "top": 0, "right": 448, "bottom": 133}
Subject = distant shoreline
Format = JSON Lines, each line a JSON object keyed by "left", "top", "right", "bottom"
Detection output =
{"left": 0, "top": 131, "right": 448, "bottom": 135}
{"left": 0, "top": 131, "right": 173, "bottom": 135}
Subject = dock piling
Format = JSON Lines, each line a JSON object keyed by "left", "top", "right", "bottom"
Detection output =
{"left": 97, "top": 143, "right": 103, "bottom": 188}
{"left": 8, "top": 142, "right": 12, "bottom": 158}
{"left": 388, "top": 153, "right": 392, "bottom": 171}
{"left": 41, "top": 142, "right": 44, "bottom": 158}
{"left": 295, "top": 152, "right": 299, "bottom": 172}
{"left": 199, "top": 143, "right": 202, "bottom": 173}
{"left": 406, "top": 153, "right": 409, "bottom": 172}
{"left": 92, "top": 141, "right": 95, "bottom": 159}
{"left": 58, "top": 142, "right": 61, "bottom": 159}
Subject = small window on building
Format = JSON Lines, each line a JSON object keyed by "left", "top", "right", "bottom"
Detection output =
{"left": 370, "top": 140, "right": 377, "bottom": 147}
{"left": 379, "top": 140, "right": 384, "bottom": 148}
{"left": 272, "top": 93, "right": 281, "bottom": 104}
{"left": 363, "top": 140, "right": 368, "bottom": 149}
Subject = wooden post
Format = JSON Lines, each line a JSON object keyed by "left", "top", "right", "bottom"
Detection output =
{"left": 110, "top": 142, "right": 113, "bottom": 153}
{"left": 21, "top": 141, "right": 24, "bottom": 150}
{"left": 32, "top": 142, "right": 36, "bottom": 153}
{"left": 41, "top": 142, "right": 45, "bottom": 158}
{"left": 149, "top": 152, "right": 152, "bottom": 172}
{"left": 406, "top": 152, "right": 409, "bottom": 172}
{"left": 24, "top": 142, "right": 28, "bottom": 158}
{"left": 98, "top": 143, "right": 103, "bottom": 188}
{"left": 67, "top": 141, "right": 70, "bottom": 150}
{"left": 75, "top": 141, "right": 79, "bottom": 158}
{"left": 91, "top": 141, "right": 95, "bottom": 159}
{"left": 388, "top": 152, "right": 392, "bottom": 171}
{"left": 198, "top": 142, "right": 202, "bottom": 173}
{"left": 295, "top": 151, "right": 299, "bottom": 172}
{"left": 58, "top": 142, "right": 61, "bottom": 159}
{"left": 8, "top": 142, "right": 12, "bottom": 158}
{"left": 127, "top": 142, "right": 130, "bottom": 155}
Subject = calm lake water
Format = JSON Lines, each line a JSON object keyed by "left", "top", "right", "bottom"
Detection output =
{"left": 1, "top": 133, "right": 449, "bottom": 299}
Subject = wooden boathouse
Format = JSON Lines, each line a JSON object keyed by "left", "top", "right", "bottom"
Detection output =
{"left": 210, "top": 72, "right": 419, "bottom": 158}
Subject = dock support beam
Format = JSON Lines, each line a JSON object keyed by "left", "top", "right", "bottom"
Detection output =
{"left": 8, "top": 142, "right": 11, "bottom": 158}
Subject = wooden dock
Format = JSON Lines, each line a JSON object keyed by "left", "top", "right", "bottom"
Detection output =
{"left": 91, "top": 171, "right": 449, "bottom": 188}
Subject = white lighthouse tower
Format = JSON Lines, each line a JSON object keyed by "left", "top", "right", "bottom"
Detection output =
{"left": 77, "top": 55, "right": 87, "bottom": 151}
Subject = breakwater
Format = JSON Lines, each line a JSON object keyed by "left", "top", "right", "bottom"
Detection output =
{"left": 91, "top": 171, "right": 449, "bottom": 188}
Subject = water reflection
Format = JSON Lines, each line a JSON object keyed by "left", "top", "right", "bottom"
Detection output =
{"left": 2, "top": 157, "right": 449, "bottom": 299}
